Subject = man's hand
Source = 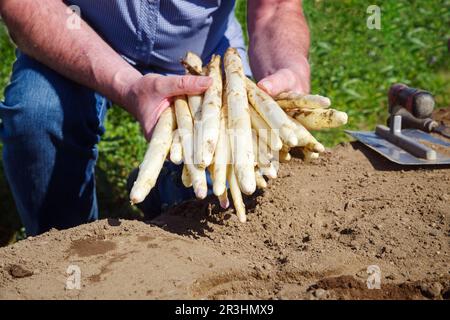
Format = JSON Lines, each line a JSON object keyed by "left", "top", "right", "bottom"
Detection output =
{"left": 257, "top": 57, "right": 310, "bottom": 96}
{"left": 122, "top": 74, "right": 211, "bottom": 140}
{"left": 248, "top": 0, "right": 311, "bottom": 96}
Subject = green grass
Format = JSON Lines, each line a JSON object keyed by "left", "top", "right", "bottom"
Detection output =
{"left": 301, "top": 0, "right": 450, "bottom": 145}
{"left": 1, "top": 0, "right": 449, "bottom": 244}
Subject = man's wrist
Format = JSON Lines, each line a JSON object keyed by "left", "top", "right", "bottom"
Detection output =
{"left": 111, "top": 66, "right": 142, "bottom": 113}
{"left": 277, "top": 54, "right": 310, "bottom": 77}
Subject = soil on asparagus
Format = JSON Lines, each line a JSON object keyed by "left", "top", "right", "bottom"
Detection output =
{"left": 1, "top": 117, "right": 449, "bottom": 300}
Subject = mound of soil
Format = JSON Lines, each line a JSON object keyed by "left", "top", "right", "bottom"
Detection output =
{"left": 0, "top": 142, "right": 449, "bottom": 300}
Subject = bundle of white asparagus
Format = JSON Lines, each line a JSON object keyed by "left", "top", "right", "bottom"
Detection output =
{"left": 130, "top": 48, "right": 348, "bottom": 222}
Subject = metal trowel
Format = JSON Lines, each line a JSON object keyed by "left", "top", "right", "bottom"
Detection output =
{"left": 345, "top": 115, "right": 450, "bottom": 165}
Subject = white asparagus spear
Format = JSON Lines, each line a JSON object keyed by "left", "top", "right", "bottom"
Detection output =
{"left": 303, "top": 149, "right": 320, "bottom": 161}
{"left": 288, "top": 116, "right": 325, "bottom": 153}
{"left": 251, "top": 135, "right": 259, "bottom": 166}
{"left": 193, "top": 113, "right": 203, "bottom": 166}
{"left": 208, "top": 103, "right": 230, "bottom": 207}
{"left": 305, "top": 142, "right": 325, "bottom": 154}
{"left": 189, "top": 96, "right": 203, "bottom": 122}
{"left": 224, "top": 48, "right": 256, "bottom": 195}
{"left": 212, "top": 100, "right": 230, "bottom": 209}
{"left": 183, "top": 52, "right": 203, "bottom": 120}
{"left": 252, "top": 132, "right": 272, "bottom": 168}
{"left": 183, "top": 52, "right": 204, "bottom": 166}
{"left": 196, "top": 55, "right": 223, "bottom": 168}
{"left": 275, "top": 92, "right": 331, "bottom": 110}
{"left": 130, "top": 107, "right": 176, "bottom": 204}
{"left": 255, "top": 169, "right": 267, "bottom": 189}
{"left": 209, "top": 163, "right": 230, "bottom": 209}
{"left": 249, "top": 106, "right": 282, "bottom": 151}
{"left": 272, "top": 159, "right": 280, "bottom": 176}
{"left": 289, "top": 108, "right": 348, "bottom": 131}
{"left": 181, "top": 165, "right": 192, "bottom": 188}
{"left": 279, "top": 151, "right": 291, "bottom": 163}
{"left": 174, "top": 95, "right": 207, "bottom": 199}
{"left": 182, "top": 51, "right": 203, "bottom": 74}
{"left": 227, "top": 164, "right": 246, "bottom": 223}
{"left": 246, "top": 78, "right": 298, "bottom": 147}
{"left": 258, "top": 163, "right": 278, "bottom": 179}
{"left": 281, "top": 144, "right": 291, "bottom": 153}
{"left": 218, "top": 191, "right": 230, "bottom": 209}
{"left": 213, "top": 107, "right": 229, "bottom": 196}
{"left": 169, "top": 130, "right": 183, "bottom": 165}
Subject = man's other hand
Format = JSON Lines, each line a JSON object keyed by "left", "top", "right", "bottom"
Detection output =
{"left": 256, "top": 56, "right": 310, "bottom": 97}
{"left": 123, "top": 74, "right": 212, "bottom": 141}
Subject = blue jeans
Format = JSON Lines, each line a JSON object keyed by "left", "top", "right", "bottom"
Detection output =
{"left": 0, "top": 52, "right": 202, "bottom": 236}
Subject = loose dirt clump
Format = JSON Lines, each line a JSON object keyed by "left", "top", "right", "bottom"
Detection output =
{"left": 0, "top": 140, "right": 449, "bottom": 299}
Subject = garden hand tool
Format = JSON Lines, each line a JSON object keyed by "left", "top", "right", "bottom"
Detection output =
{"left": 388, "top": 106, "right": 450, "bottom": 139}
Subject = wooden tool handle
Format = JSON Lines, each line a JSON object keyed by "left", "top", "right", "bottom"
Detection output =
{"left": 388, "top": 84, "right": 435, "bottom": 118}
{"left": 389, "top": 106, "right": 437, "bottom": 132}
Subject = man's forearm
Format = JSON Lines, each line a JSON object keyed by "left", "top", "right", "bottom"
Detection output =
{"left": 248, "top": 0, "right": 310, "bottom": 82}
{"left": 0, "top": 0, "right": 141, "bottom": 114}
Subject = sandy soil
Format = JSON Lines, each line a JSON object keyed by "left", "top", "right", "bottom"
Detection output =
{"left": 0, "top": 138, "right": 449, "bottom": 300}
{"left": 1, "top": 109, "right": 450, "bottom": 300}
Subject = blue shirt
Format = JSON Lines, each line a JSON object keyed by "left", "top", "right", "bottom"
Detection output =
{"left": 66, "top": 0, "right": 251, "bottom": 75}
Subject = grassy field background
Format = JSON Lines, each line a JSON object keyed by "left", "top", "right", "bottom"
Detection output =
{"left": 0, "top": 0, "right": 449, "bottom": 244}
